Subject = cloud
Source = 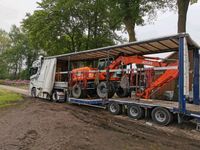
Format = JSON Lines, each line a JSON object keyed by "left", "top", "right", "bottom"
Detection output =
{"left": 135, "top": 2, "right": 200, "bottom": 44}
{"left": 0, "top": 0, "right": 41, "bottom": 31}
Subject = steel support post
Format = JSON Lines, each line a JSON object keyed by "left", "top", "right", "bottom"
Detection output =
{"left": 178, "top": 37, "right": 186, "bottom": 113}
{"left": 193, "top": 49, "right": 200, "bottom": 105}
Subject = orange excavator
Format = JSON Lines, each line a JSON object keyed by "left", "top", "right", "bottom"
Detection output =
{"left": 70, "top": 54, "right": 178, "bottom": 99}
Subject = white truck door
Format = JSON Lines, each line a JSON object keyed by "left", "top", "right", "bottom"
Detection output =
{"left": 37, "top": 58, "right": 57, "bottom": 96}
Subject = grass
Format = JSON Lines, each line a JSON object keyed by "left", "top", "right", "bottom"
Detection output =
{"left": 0, "top": 89, "right": 22, "bottom": 107}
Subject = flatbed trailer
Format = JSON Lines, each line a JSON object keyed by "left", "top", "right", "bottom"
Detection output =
{"left": 67, "top": 97, "right": 200, "bottom": 126}
{"left": 30, "top": 33, "right": 200, "bottom": 128}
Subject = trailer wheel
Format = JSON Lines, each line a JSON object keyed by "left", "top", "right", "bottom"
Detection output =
{"left": 127, "top": 105, "right": 144, "bottom": 119}
{"left": 116, "top": 87, "right": 129, "bottom": 98}
{"left": 108, "top": 102, "right": 121, "bottom": 115}
{"left": 31, "top": 88, "right": 36, "bottom": 98}
{"left": 97, "top": 82, "right": 115, "bottom": 98}
{"left": 151, "top": 107, "right": 173, "bottom": 126}
{"left": 72, "top": 84, "right": 85, "bottom": 98}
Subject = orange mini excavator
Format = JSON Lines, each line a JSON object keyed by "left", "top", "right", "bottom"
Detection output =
{"left": 70, "top": 54, "right": 178, "bottom": 99}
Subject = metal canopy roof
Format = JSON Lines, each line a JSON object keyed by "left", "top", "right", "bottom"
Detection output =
{"left": 46, "top": 33, "right": 200, "bottom": 61}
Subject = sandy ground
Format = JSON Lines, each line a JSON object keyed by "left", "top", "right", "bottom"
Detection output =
{"left": 0, "top": 85, "right": 28, "bottom": 95}
{"left": 0, "top": 85, "right": 200, "bottom": 150}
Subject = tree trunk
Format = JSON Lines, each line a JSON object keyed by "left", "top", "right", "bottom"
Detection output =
{"left": 177, "top": 0, "right": 190, "bottom": 33}
{"left": 123, "top": 16, "right": 144, "bottom": 68}
{"left": 123, "top": 16, "right": 136, "bottom": 42}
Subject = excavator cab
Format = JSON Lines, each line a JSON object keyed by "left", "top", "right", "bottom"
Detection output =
{"left": 98, "top": 57, "right": 114, "bottom": 70}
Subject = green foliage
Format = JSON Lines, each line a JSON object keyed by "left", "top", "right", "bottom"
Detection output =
{"left": 0, "top": 30, "right": 11, "bottom": 78}
{"left": 0, "top": 55, "right": 9, "bottom": 79}
{"left": 0, "top": 26, "right": 40, "bottom": 79}
{"left": 0, "top": 29, "right": 10, "bottom": 54}
{"left": 23, "top": 0, "right": 121, "bottom": 55}
{"left": 190, "top": 0, "right": 198, "bottom": 5}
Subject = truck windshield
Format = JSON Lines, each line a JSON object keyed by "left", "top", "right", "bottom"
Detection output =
{"left": 30, "top": 67, "right": 38, "bottom": 76}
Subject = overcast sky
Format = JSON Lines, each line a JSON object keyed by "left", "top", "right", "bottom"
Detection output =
{"left": 0, "top": 0, "right": 200, "bottom": 44}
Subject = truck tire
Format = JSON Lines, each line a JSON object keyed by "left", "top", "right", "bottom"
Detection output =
{"left": 31, "top": 88, "right": 36, "bottom": 98}
{"left": 97, "top": 82, "right": 115, "bottom": 98}
{"left": 127, "top": 105, "right": 144, "bottom": 119}
{"left": 116, "top": 87, "right": 129, "bottom": 98}
{"left": 108, "top": 102, "right": 122, "bottom": 115}
{"left": 151, "top": 107, "right": 173, "bottom": 126}
{"left": 52, "top": 90, "right": 59, "bottom": 102}
{"left": 72, "top": 84, "right": 85, "bottom": 98}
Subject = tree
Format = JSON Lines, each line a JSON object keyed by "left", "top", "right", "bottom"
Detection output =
{"left": 177, "top": 0, "right": 198, "bottom": 33}
{"left": 0, "top": 29, "right": 10, "bottom": 54}
{"left": 177, "top": 0, "right": 190, "bottom": 33}
{"left": 0, "top": 29, "right": 11, "bottom": 79}
{"left": 23, "top": 0, "right": 121, "bottom": 56}
{"left": 108, "top": 0, "right": 176, "bottom": 42}
{"left": 1, "top": 25, "right": 40, "bottom": 79}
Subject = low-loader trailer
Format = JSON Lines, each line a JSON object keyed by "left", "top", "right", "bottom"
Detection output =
{"left": 29, "top": 33, "right": 200, "bottom": 128}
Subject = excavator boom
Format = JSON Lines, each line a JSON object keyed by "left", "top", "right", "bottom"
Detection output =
{"left": 107, "top": 55, "right": 167, "bottom": 70}
{"left": 136, "top": 61, "right": 178, "bottom": 99}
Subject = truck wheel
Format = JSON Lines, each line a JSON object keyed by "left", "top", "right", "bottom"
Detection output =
{"left": 97, "top": 82, "right": 115, "bottom": 98}
{"left": 31, "top": 88, "right": 36, "bottom": 98}
{"left": 127, "top": 105, "right": 144, "bottom": 119}
{"left": 72, "top": 84, "right": 85, "bottom": 98}
{"left": 52, "top": 91, "right": 59, "bottom": 102}
{"left": 151, "top": 107, "right": 173, "bottom": 126}
{"left": 108, "top": 102, "right": 121, "bottom": 115}
{"left": 116, "top": 87, "right": 128, "bottom": 98}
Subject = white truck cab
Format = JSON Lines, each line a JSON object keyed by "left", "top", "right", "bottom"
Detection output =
{"left": 29, "top": 56, "right": 67, "bottom": 101}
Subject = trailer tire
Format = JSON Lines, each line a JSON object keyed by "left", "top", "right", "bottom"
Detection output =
{"left": 108, "top": 102, "right": 121, "bottom": 115}
{"left": 127, "top": 105, "right": 144, "bottom": 119}
{"left": 151, "top": 107, "right": 173, "bottom": 126}
{"left": 116, "top": 87, "right": 129, "bottom": 98}
{"left": 72, "top": 84, "right": 85, "bottom": 98}
{"left": 31, "top": 88, "right": 36, "bottom": 98}
{"left": 97, "top": 82, "right": 115, "bottom": 98}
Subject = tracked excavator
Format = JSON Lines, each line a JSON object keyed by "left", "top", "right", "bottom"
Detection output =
{"left": 70, "top": 54, "right": 178, "bottom": 99}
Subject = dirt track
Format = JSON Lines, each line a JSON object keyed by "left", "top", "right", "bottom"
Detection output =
{"left": 0, "top": 85, "right": 28, "bottom": 95}
{"left": 0, "top": 97, "right": 200, "bottom": 150}
{"left": 0, "top": 85, "right": 200, "bottom": 150}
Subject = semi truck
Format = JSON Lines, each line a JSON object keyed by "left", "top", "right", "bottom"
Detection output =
{"left": 29, "top": 33, "right": 200, "bottom": 128}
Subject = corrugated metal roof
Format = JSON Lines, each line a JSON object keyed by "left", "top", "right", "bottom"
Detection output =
{"left": 46, "top": 33, "right": 200, "bottom": 61}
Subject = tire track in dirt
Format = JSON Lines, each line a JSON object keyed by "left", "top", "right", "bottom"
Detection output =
{"left": 0, "top": 86, "right": 200, "bottom": 150}
{"left": 66, "top": 104, "right": 200, "bottom": 150}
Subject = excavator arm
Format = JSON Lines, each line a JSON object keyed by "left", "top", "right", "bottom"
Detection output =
{"left": 105, "top": 55, "right": 179, "bottom": 99}
{"left": 136, "top": 61, "right": 179, "bottom": 99}
{"left": 107, "top": 55, "right": 167, "bottom": 70}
